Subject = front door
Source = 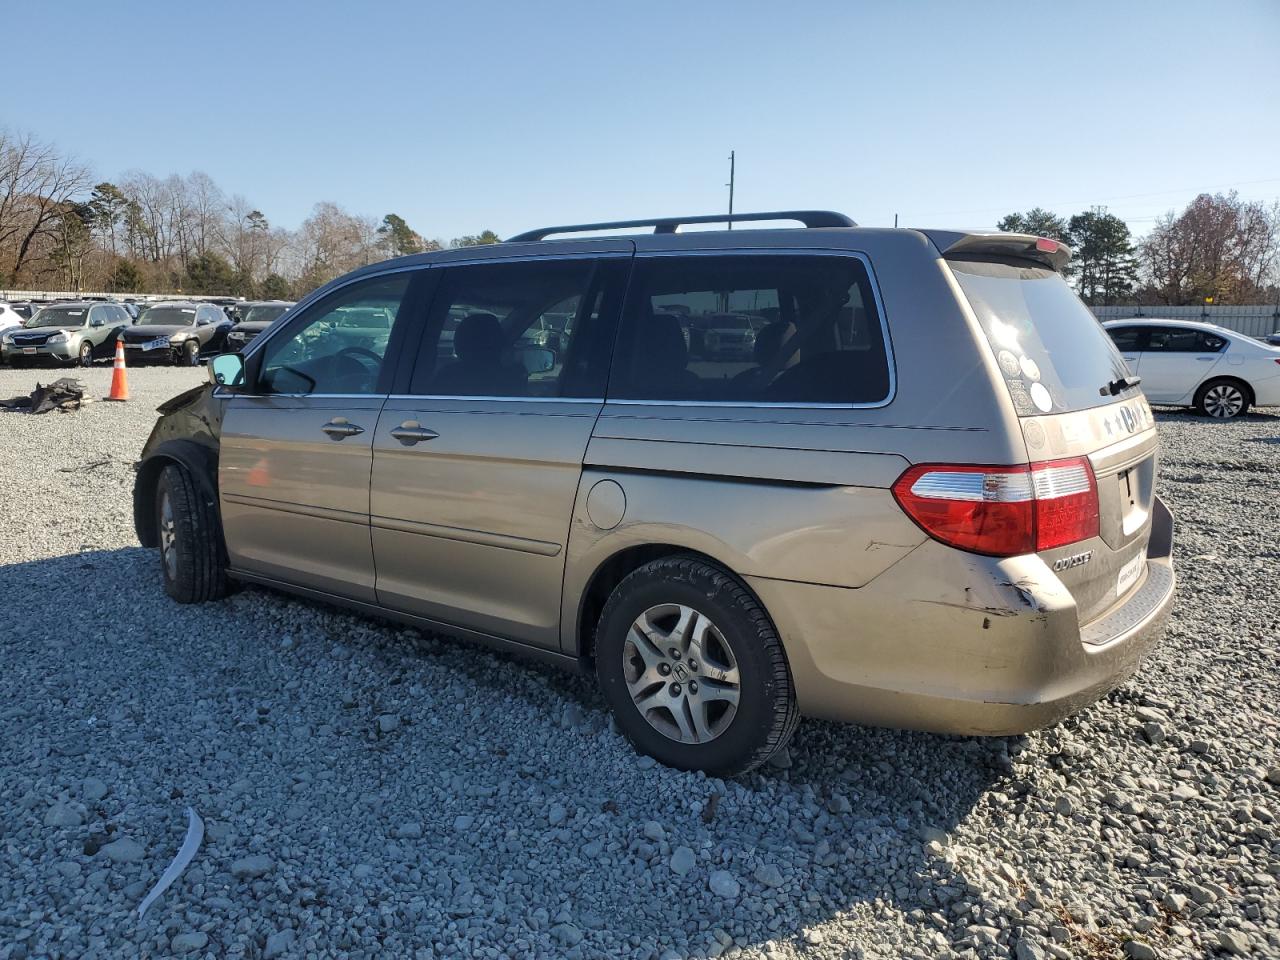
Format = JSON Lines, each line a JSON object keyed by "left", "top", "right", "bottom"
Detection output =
{"left": 219, "top": 270, "right": 421, "bottom": 600}
{"left": 370, "top": 252, "right": 630, "bottom": 649}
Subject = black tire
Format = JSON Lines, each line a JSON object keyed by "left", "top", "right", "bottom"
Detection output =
{"left": 155, "top": 464, "right": 228, "bottom": 603}
{"left": 78, "top": 340, "right": 93, "bottom": 366}
{"left": 595, "top": 555, "right": 799, "bottom": 776}
{"left": 183, "top": 340, "right": 200, "bottom": 366}
{"left": 1194, "top": 378, "right": 1250, "bottom": 419}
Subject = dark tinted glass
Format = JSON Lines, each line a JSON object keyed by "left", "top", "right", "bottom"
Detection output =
{"left": 1146, "top": 327, "right": 1208, "bottom": 352}
{"left": 258, "top": 273, "right": 410, "bottom": 395}
{"left": 410, "top": 258, "right": 624, "bottom": 398}
{"left": 1106, "top": 326, "right": 1145, "bottom": 351}
{"left": 610, "top": 254, "right": 890, "bottom": 405}
{"left": 951, "top": 260, "right": 1133, "bottom": 416}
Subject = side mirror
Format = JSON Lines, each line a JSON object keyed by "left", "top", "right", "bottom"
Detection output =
{"left": 515, "top": 345, "right": 556, "bottom": 374}
{"left": 209, "top": 352, "right": 246, "bottom": 389}
{"left": 90, "top": 318, "right": 104, "bottom": 328}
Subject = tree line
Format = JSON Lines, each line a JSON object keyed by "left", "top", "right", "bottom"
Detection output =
{"left": 0, "top": 128, "right": 500, "bottom": 299}
{"left": 998, "top": 192, "right": 1280, "bottom": 307}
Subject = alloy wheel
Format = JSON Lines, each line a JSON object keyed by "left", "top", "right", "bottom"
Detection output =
{"left": 622, "top": 603, "right": 741, "bottom": 744}
{"left": 1204, "top": 383, "right": 1244, "bottom": 418}
{"left": 159, "top": 491, "right": 178, "bottom": 581}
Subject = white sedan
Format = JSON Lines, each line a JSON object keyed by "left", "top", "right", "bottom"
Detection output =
{"left": 1103, "top": 319, "right": 1280, "bottom": 419}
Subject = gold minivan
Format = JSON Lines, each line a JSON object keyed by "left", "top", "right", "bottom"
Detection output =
{"left": 134, "top": 212, "right": 1175, "bottom": 775}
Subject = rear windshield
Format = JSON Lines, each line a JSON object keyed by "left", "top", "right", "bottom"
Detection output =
{"left": 949, "top": 260, "right": 1135, "bottom": 416}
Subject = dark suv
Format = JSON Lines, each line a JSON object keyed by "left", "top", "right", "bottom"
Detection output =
{"left": 225, "top": 300, "right": 295, "bottom": 352}
{"left": 120, "top": 302, "right": 232, "bottom": 365}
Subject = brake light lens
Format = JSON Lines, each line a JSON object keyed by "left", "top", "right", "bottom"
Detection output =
{"left": 892, "top": 458, "right": 1099, "bottom": 557}
{"left": 1035, "top": 237, "right": 1059, "bottom": 253}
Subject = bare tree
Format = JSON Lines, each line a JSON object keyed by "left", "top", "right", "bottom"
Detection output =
{"left": 0, "top": 129, "right": 92, "bottom": 283}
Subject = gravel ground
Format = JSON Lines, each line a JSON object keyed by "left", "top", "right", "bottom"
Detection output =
{"left": 0, "top": 364, "right": 1277, "bottom": 960}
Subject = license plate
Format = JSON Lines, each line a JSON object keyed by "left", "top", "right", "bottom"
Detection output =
{"left": 143, "top": 338, "right": 168, "bottom": 350}
{"left": 1116, "top": 552, "right": 1145, "bottom": 597}
{"left": 22, "top": 347, "right": 36, "bottom": 354}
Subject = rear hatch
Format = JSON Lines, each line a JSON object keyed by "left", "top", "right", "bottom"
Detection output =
{"left": 945, "top": 247, "right": 1157, "bottom": 627}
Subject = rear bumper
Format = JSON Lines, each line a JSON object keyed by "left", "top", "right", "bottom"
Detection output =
{"left": 750, "top": 496, "right": 1175, "bottom": 735}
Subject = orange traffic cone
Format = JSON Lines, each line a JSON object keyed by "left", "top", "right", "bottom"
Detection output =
{"left": 105, "top": 338, "right": 130, "bottom": 401}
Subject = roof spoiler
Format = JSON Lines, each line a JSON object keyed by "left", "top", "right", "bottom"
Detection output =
{"left": 923, "top": 230, "right": 1072, "bottom": 272}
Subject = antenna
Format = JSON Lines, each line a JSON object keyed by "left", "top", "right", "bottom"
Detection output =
{"left": 726, "top": 151, "right": 735, "bottom": 230}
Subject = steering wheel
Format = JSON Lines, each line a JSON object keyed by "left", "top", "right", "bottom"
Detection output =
{"left": 336, "top": 345, "right": 382, "bottom": 366}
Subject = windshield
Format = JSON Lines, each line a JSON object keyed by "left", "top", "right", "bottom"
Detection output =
{"left": 28, "top": 307, "right": 88, "bottom": 328}
{"left": 949, "top": 260, "right": 1134, "bottom": 416}
{"left": 138, "top": 307, "right": 196, "bottom": 326}
{"left": 242, "top": 305, "right": 288, "bottom": 325}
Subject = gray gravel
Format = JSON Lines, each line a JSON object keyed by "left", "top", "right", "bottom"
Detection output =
{"left": 1, "top": 364, "right": 1277, "bottom": 959}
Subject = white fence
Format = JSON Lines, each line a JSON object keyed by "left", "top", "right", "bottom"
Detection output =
{"left": 1091, "top": 305, "right": 1280, "bottom": 338}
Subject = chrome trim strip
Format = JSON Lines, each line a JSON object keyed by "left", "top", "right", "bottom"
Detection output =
{"left": 222, "top": 493, "right": 366, "bottom": 526}
{"left": 613, "top": 248, "right": 896, "bottom": 410}
{"left": 386, "top": 394, "right": 603, "bottom": 403}
{"left": 216, "top": 390, "right": 387, "bottom": 400}
{"left": 370, "top": 515, "right": 561, "bottom": 557}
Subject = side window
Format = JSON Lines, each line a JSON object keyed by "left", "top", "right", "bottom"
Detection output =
{"left": 411, "top": 258, "right": 625, "bottom": 398}
{"left": 610, "top": 254, "right": 890, "bottom": 405}
{"left": 258, "top": 272, "right": 412, "bottom": 396}
{"left": 1106, "top": 326, "right": 1145, "bottom": 351}
{"left": 87, "top": 305, "right": 105, "bottom": 327}
{"left": 196, "top": 307, "right": 210, "bottom": 325}
{"left": 1198, "top": 331, "right": 1227, "bottom": 352}
{"left": 1146, "top": 327, "right": 1202, "bottom": 352}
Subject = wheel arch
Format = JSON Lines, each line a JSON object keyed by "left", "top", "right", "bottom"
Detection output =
{"left": 134, "top": 440, "right": 220, "bottom": 547}
{"left": 573, "top": 543, "right": 773, "bottom": 664}
{"left": 1195, "top": 375, "right": 1254, "bottom": 411}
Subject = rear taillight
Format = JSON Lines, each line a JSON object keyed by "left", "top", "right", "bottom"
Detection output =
{"left": 892, "top": 457, "right": 1099, "bottom": 557}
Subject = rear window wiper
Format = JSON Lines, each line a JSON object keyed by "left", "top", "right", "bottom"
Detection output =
{"left": 1102, "top": 375, "right": 1141, "bottom": 396}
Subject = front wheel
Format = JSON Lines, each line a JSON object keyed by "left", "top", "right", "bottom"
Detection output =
{"left": 183, "top": 340, "right": 200, "bottom": 366}
{"left": 595, "top": 556, "right": 799, "bottom": 776}
{"left": 1195, "top": 379, "right": 1249, "bottom": 419}
{"left": 78, "top": 340, "right": 93, "bottom": 366}
{"left": 155, "top": 464, "right": 229, "bottom": 603}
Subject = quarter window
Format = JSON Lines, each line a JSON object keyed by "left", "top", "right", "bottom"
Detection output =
{"left": 410, "top": 258, "right": 625, "bottom": 398}
{"left": 610, "top": 254, "right": 890, "bottom": 405}
{"left": 258, "top": 273, "right": 411, "bottom": 395}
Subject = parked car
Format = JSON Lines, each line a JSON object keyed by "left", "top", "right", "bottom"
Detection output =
{"left": 1266, "top": 330, "right": 1280, "bottom": 347}
{"left": 133, "top": 211, "right": 1175, "bottom": 776}
{"left": 119, "top": 301, "right": 232, "bottom": 365}
{"left": 225, "top": 300, "right": 295, "bottom": 352}
{"left": 0, "top": 302, "right": 27, "bottom": 340}
{"left": 1, "top": 302, "right": 131, "bottom": 366}
{"left": 1103, "top": 319, "right": 1280, "bottom": 418}
{"left": 119, "top": 301, "right": 141, "bottom": 322}
{"left": 6, "top": 301, "right": 41, "bottom": 322}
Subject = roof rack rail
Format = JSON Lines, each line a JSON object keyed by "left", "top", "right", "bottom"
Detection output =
{"left": 506, "top": 210, "right": 856, "bottom": 243}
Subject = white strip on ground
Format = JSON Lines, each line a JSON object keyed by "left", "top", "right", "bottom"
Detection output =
{"left": 137, "top": 807, "right": 204, "bottom": 919}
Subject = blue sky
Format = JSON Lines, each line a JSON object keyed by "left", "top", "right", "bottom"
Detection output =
{"left": 7, "top": 0, "right": 1278, "bottom": 240}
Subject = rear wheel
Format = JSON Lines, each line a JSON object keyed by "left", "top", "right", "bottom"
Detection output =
{"left": 595, "top": 556, "right": 799, "bottom": 776}
{"left": 1195, "top": 378, "right": 1249, "bottom": 419}
{"left": 156, "top": 463, "right": 228, "bottom": 603}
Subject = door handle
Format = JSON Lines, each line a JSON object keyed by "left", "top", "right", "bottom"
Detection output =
{"left": 1196, "top": 356, "right": 1216, "bottom": 361}
{"left": 1122, "top": 356, "right": 1138, "bottom": 363}
{"left": 321, "top": 418, "right": 365, "bottom": 440}
{"left": 389, "top": 421, "right": 439, "bottom": 445}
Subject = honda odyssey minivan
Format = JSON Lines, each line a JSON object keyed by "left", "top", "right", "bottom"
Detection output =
{"left": 133, "top": 211, "right": 1175, "bottom": 775}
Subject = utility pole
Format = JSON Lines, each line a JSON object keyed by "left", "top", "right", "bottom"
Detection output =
{"left": 726, "top": 151, "right": 735, "bottom": 229}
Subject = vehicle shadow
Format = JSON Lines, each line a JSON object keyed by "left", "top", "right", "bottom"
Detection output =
{"left": 4, "top": 546, "right": 1009, "bottom": 957}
